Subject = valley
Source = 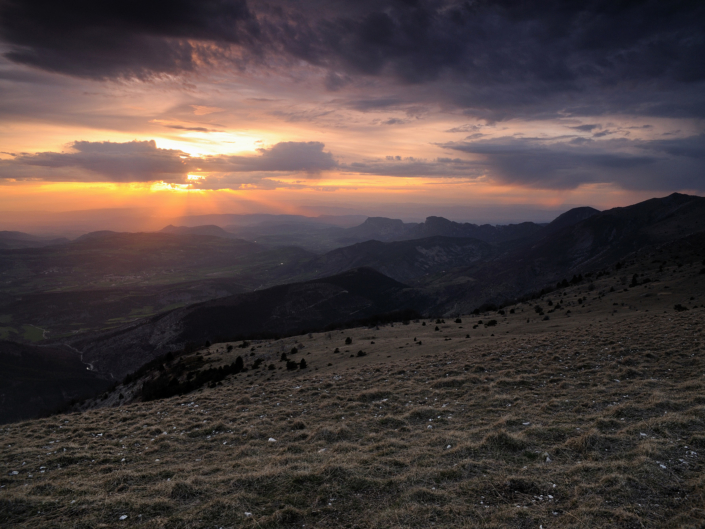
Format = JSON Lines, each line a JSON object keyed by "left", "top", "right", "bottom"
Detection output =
{"left": 1, "top": 252, "right": 703, "bottom": 528}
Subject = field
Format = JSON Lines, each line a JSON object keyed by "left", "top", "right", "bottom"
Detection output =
{"left": 1, "top": 259, "right": 704, "bottom": 528}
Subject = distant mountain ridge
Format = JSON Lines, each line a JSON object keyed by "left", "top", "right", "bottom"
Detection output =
{"left": 340, "top": 215, "right": 547, "bottom": 245}
{"left": 0, "top": 231, "right": 69, "bottom": 249}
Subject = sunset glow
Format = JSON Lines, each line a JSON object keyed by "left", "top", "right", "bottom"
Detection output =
{"left": 0, "top": 1, "right": 702, "bottom": 232}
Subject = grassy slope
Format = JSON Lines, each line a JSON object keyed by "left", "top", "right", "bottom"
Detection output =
{"left": 1, "top": 256, "right": 704, "bottom": 527}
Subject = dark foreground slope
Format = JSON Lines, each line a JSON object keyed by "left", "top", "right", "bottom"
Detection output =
{"left": 0, "top": 341, "right": 111, "bottom": 424}
{"left": 1, "top": 254, "right": 704, "bottom": 528}
{"left": 67, "top": 268, "right": 426, "bottom": 379}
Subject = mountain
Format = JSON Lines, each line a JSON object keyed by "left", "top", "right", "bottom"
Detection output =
{"left": 337, "top": 216, "right": 545, "bottom": 246}
{"left": 66, "top": 267, "right": 426, "bottom": 378}
{"left": 297, "top": 236, "right": 494, "bottom": 284}
{"left": 426, "top": 193, "right": 705, "bottom": 314}
{"left": 0, "top": 340, "right": 111, "bottom": 424}
{"left": 159, "top": 224, "right": 242, "bottom": 239}
{"left": 540, "top": 206, "right": 600, "bottom": 237}
{"left": 0, "top": 231, "right": 69, "bottom": 249}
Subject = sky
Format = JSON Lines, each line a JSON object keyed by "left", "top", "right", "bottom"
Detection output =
{"left": 0, "top": 0, "right": 704, "bottom": 230}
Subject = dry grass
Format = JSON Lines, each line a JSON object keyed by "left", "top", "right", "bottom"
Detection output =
{"left": 2, "top": 256, "right": 705, "bottom": 528}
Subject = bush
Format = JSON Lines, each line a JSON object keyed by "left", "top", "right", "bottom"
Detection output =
{"left": 299, "top": 358, "right": 307, "bottom": 369}
{"left": 485, "top": 320, "right": 497, "bottom": 327}
{"left": 357, "top": 350, "right": 367, "bottom": 357}
{"left": 434, "top": 326, "right": 440, "bottom": 331}
{"left": 286, "top": 360, "right": 298, "bottom": 371}
{"left": 290, "top": 347, "right": 298, "bottom": 355}
{"left": 674, "top": 304, "right": 689, "bottom": 312}
{"left": 280, "top": 352, "right": 288, "bottom": 362}
{"left": 454, "top": 318, "right": 462, "bottom": 323}
{"left": 345, "top": 337, "right": 352, "bottom": 345}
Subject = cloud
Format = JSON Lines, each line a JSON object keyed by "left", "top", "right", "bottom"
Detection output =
{"left": 165, "top": 125, "right": 218, "bottom": 132}
{"left": 440, "top": 135, "right": 705, "bottom": 191}
{"left": 4, "top": 140, "right": 189, "bottom": 182}
{"left": 2, "top": 1, "right": 703, "bottom": 120}
{"left": 0, "top": 139, "right": 337, "bottom": 183}
{"left": 0, "top": 0, "right": 259, "bottom": 80}
{"left": 205, "top": 141, "right": 337, "bottom": 173}
{"left": 570, "top": 124, "right": 601, "bottom": 132}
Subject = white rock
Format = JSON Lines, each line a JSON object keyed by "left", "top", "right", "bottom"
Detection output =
{"left": 119, "top": 515, "right": 128, "bottom": 520}
{"left": 268, "top": 438, "right": 276, "bottom": 442}
{"left": 244, "top": 512, "right": 252, "bottom": 517}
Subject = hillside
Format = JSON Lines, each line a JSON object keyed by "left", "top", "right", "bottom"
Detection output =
{"left": 0, "top": 233, "right": 315, "bottom": 341}
{"left": 298, "top": 236, "right": 494, "bottom": 284}
{"left": 159, "top": 225, "right": 243, "bottom": 239}
{"left": 2, "top": 249, "right": 704, "bottom": 527}
{"left": 64, "top": 268, "right": 427, "bottom": 379}
{"left": 0, "top": 231, "right": 69, "bottom": 250}
{"left": 0, "top": 341, "right": 111, "bottom": 424}
{"left": 423, "top": 193, "right": 705, "bottom": 314}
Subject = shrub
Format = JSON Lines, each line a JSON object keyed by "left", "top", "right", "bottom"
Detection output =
{"left": 234, "top": 356, "right": 244, "bottom": 372}
{"left": 454, "top": 318, "right": 462, "bottom": 323}
{"left": 268, "top": 364, "right": 275, "bottom": 371}
{"left": 674, "top": 304, "right": 689, "bottom": 312}
{"left": 286, "top": 360, "right": 298, "bottom": 370}
{"left": 280, "top": 352, "right": 288, "bottom": 362}
{"left": 485, "top": 320, "right": 497, "bottom": 327}
{"left": 357, "top": 350, "right": 367, "bottom": 357}
{"left": 299, "top": 359, "right": 307, "bottom": 369}
{"left": 290, "top": 347, "right": 298, "bottom": 355}
{"left": 434, "top": 326, "right": 440, "bottom": 331}
{"left": 345, "top": 337, "right": 352, "bottom": 345}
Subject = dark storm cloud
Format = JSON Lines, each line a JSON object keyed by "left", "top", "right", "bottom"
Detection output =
{"left": 0, "top": 140, "right": 336, "bottom": 182}
{"left": 441, "top": 135, "right": 705, "bottom": 191}
{"left": 0, "top": 0, "right": 259, "bottom": 79}
{"left": 2, "top": 1, "right": 703, "bottom": 117}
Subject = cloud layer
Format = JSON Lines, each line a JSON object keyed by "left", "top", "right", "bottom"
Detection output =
{"left": 1, "top": 0, "right": 703, "bottom": 119}
{"left": 0, "top": 140, "right": 337, "bottom": 186}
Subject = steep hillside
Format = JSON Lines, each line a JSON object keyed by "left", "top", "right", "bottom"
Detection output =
{"left": 0, "top": 341, "right": 111, "bottom": 424}
{"left": 426, "top": 193, "right": 705, "bottom": 314}
{"left": 65, "top": 268, "right": 427, "bottom": 379}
